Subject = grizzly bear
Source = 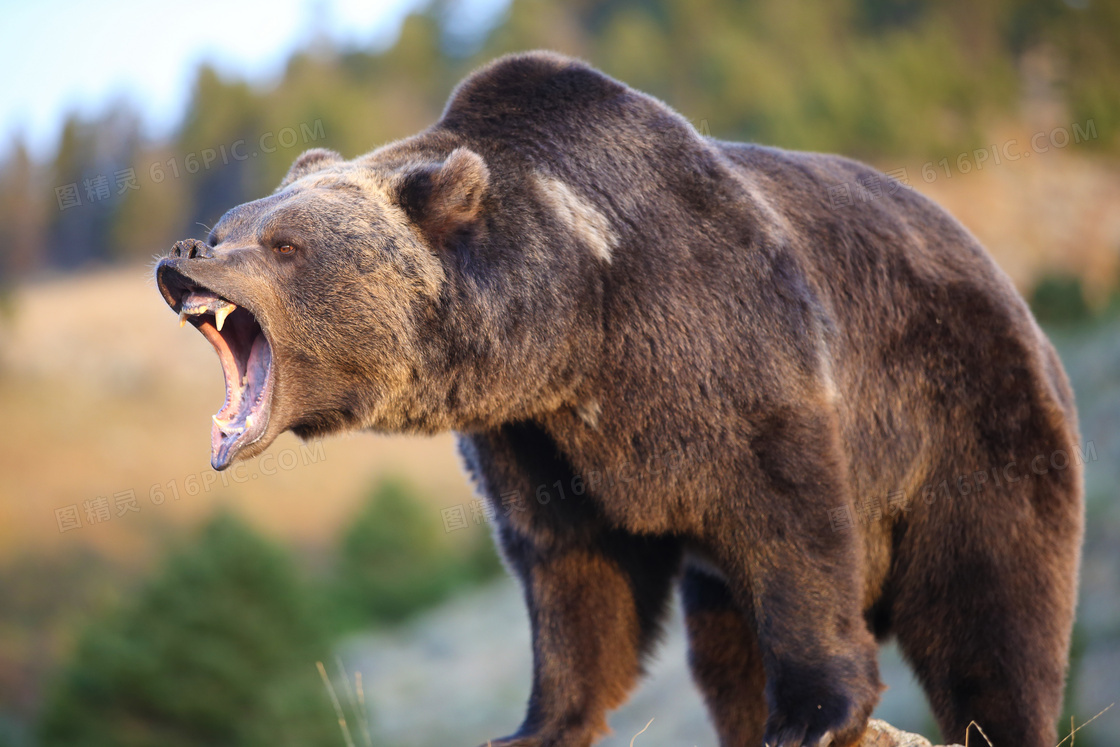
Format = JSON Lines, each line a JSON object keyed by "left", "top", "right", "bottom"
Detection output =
{"left": 156, "top": 52, "right": 1084, "bottom": 747}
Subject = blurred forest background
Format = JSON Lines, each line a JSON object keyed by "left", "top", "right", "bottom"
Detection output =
{"left": 1, "top": 0, "right": 1119, "bottom": 745}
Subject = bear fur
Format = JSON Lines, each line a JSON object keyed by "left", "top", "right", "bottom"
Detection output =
{"left": 156, "top": 51, "right": 1084, "bottom": 747}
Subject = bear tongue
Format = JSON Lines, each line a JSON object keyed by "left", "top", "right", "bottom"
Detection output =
{"left": 209, "top": 330, "right": 273, "bottom": 470}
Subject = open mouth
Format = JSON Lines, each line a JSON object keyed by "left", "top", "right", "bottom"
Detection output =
{"left": 157, "top": 266, "right": 274, "bottom": 470}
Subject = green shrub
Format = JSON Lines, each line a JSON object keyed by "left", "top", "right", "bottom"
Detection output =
{"left": 329, "top": 478, "right": 503, "bottom": 631}
{"left": 37, "top": 513, "right": 340, "bottom": 747}
{"left": 1030, "top": 274, "right": 1093, "bottom": 326}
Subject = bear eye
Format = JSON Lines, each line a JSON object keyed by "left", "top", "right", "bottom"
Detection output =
{"left": 275, "top": 243, "right": 296, "bottom": 255}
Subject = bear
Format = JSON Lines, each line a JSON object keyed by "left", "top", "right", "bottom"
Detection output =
{"left": 155, "top": 51, "right": 1084, "bottom": 747}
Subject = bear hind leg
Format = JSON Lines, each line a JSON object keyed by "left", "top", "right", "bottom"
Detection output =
{"left": 891, "top": 477, "right": 1080, "bottom": 747}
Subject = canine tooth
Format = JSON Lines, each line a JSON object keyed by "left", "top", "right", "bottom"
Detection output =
{"left": 179, "top": 311, "right": 188, "bottom": 328}
{"left": 215, "top": 305, "right": 231, "bottom": 331}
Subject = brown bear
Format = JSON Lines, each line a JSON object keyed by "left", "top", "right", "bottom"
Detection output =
{"left": 155, "top": 51, "right": 1084, "bottom": 747}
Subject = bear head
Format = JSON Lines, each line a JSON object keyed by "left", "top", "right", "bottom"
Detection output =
{"left": 155, "top": 144, "right": 513, "bottom": 470}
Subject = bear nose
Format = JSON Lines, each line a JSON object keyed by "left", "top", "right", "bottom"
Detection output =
{"left": 168, "top": 238, "right": 213, "bottom": 259}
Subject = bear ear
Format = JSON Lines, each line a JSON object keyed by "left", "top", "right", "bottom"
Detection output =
{"left": 277, "top": 148, "right": 343, "bottom": 190}
{"left": 392, "top": 148, "right": 489, "bottom": 246}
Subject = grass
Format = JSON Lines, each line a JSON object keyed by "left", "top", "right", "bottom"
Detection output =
{"left": 318, "top": 658, "right": 375, "bottom": 747}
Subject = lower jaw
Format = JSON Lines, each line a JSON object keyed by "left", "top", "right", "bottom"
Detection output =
{"left": 210, "top": 416, "right": 270, "bottom": 471}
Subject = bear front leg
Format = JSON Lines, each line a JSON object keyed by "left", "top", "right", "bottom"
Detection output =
{"left": 486, "top": 525, "right": 681, "bottom": 747}
{"left": 746, "top": 561, "right": 881, "bottom": 747}
{"left": 713, "top": 410, "right": 882, "bottom": 747}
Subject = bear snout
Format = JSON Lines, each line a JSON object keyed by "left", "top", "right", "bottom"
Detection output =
{"left": 167, "top": 237, "right": 212, "bottom": 260}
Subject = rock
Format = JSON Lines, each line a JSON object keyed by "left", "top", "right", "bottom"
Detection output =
{"left": 855, "top": 719, "right": 961, "bottom": 747}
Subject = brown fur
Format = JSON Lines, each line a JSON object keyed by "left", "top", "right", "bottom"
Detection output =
{"left": 156, "top": 52, "right": 1084, "bottom": 747}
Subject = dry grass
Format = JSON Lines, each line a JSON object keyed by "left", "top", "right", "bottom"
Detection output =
{"left": 318, "top": 656, "right": 375, "bottom": 747}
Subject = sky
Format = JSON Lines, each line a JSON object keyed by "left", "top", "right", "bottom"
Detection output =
{"left": 0, "top": 0, "right": 507, "bottom": 160}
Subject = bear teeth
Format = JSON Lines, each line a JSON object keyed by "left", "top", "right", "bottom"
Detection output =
{"left": 214, "top": 305, "right": 233, "bottom": 331}
{"left": 178, "top": 295, "right": 237, "bottom": 331}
